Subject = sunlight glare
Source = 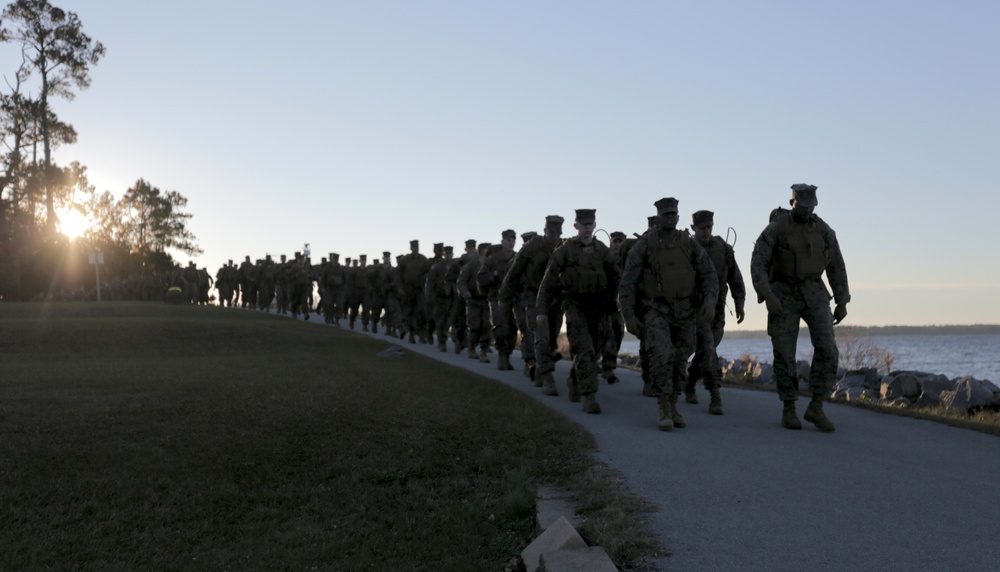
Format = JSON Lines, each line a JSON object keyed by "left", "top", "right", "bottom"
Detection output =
{"left": 59, "top": 208, "right": 91, "bottom": 239}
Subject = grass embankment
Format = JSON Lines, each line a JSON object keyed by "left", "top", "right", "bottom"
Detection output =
{"left": 1, "top": 303, "right": 659, "bottom": 571}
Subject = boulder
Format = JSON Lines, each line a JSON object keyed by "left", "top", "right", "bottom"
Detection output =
{"left": 944, "top": 377, "right": 1000, "bottom": 411}
{"left": 881, "top": 373, "right": 922, "bottom": 401}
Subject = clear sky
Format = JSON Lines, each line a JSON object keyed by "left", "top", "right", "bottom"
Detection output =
{"left": 12, "top": 0, "right": 998, "bottom": 330}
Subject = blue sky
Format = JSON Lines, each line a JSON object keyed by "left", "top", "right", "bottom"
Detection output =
{"left": 11, "top": 0, "right": 997, "bottom": 330}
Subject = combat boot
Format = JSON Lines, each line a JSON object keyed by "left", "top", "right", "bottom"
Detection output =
{"left": 497, "top": 353, "right": 511, "bottom": 371}
{"left": 708, "top": 386, "right": 723, "bottom": 415}
{"left": 657, "top": 396, "right": 673, "bottom": 431}
{"left": 408, "top": 332, "right": 416, "bottom": 344}
{"left": 602, "top": 368, "right": 619, "bottom": 384}
{"left": 350, "top": 319, "right": 356, "bottom": 330}
{"left": 479, "top": 350, "right": 490, "bottom": 364}
{"left": 781, "top": 401, "right": 802, "bottom": 430}
{"left": 642, "top": 380, "right": 654, "bottom": 397}
{"left": 437, "top": 340, "right": 447, "bottom": 352}
{"left": 567, "top": 371, "right": 580, "bottom": 403}
{"left": 468, "top": 346, "right": 480, "bottom": 360}
{"left": 803, "top": 395, "right": 836, "bottom": 433}
{"left": 669, "top": 395, "right": 686, "bottom": 428}
{"left": 684, "top": 379, "right": 699, "bottom": 404}
{"left": 539, "top": 372, "right": 558, "bottom": 396}
{"left": 455, "top": 339, "right": 464, "bottom": 354}
{"left": 582, "top": 393, "right": 601, "bottom": 414}
{"left": 371, "top": 323, "right": 378, "bottom": 334}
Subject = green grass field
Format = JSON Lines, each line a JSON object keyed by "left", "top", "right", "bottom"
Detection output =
{"left": 1, "top": 302, "right": 658, "bottom": 571}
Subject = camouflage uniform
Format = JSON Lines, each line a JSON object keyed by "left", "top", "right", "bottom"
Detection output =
{"left": 320, "top": 254, "right": 348, "bottom": 326}
{"left": 538, "top": 210, "right": 620, "bottom": 410}
{"left": 500, "top": 217, "right": 564, "bottom": 382}
{"left": 288, "top": 252, "right": 313, "bottom": 320}
{"left": 257, "top": 256, "right": 276, "bottom": 311}
{"left": 686, "top": 210, "right": 747, "bottom": 412}
{"left": 397, "top": 240, "right": 431, "bottom": 343}
{"left": 448, "top": 241, "right": 477, "bottom": 352}
{"left": 349, "top": 256, "right": 372, "bottom": 331}
{"left": 367, "top": 252, "right": 395, "bottom": 334}
{"left": 479, "top": 232, "right": 518, "bottom": 370}
{"left": 425, "top": 246, "right": 456, "bottom": 351}
{"left": 750, "top": 184, "right": 849, "bottom": 432}
{"left": 619, "top": 198, "right": 719, "bottom": 431}
{"left": 275, "top": 255, "right": 291, "bottom": 314}
{"left": 457, "top": 243, "right": 493, "bottom": 361}
{"left": 182, "top": 262, "right": 199, "bottom": 303}
{"left": 238, "top": 256, "right": 255, "bottom": 308}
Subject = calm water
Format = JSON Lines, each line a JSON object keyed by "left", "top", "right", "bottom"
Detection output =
{"left": 620, "top": 333, "right": 1000, "bottom": 383}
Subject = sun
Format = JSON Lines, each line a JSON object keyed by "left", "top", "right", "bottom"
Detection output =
{"left": 59, "top": 208, "right": 92, "bottom": 239}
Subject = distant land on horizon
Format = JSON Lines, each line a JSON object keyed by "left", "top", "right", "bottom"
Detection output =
{"left": 723, "top": 324, "right": 1000, "bottom": 339}
{"left": 622, "top": 324, "right": 1000, "bottom": 343}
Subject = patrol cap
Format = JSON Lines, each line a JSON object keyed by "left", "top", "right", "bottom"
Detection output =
{"left": 359, "top": 254, "right": 367, "bottom": 261}
{"left": 382, "top": 251, "right": 391, "bottom": 258}
{"left": 433, "top": 242, "right": 443, "bottom": 253}
{"left": 610, "top": 231, "right": 626, "bottom": 242}
{"left": 647, "top": 215, "right": 659, "bottom": 228}
{"left": 791, "top": 183, "right": 818, "bottom": 207}
{"left": 692, "top": 210, "right": 714, "bottom": 228}
{"left": 655, "top": 197, "right": 679, "bottom": 215}
{"left": 465, "top": 239, "right": 477, "bottom": 248}
{"left": 293, "top": 252, "right": 301, "bottom": 259}
{"left": 330, "top": 252, "right": 338, "bottom": 260}
{"left": 477, "top": 242, "right": 491, "bottom": 254}
{"left": 443, "top": 245, "right": 454, "bottom": 255}
{"left": 545, "top": 215, "right": 564, "bottom": 232}
{"left": 574, "top": 209, "right": 596, "bottom": 223}
{"left": 501, "top": 229, "right": 516, "bottom": 240}
{"left": 410, "top": 239, "right": 419, "bottom": 247}
{"left": 521, "top": 231, "right": 538, "bottom": 242}
{"left": 345, "top": 257, "right": 352, "bottom": 263}
{"left": 228, "top": 259, "right": 233, "bottom": 265}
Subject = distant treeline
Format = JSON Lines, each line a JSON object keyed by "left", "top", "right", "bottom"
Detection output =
{"left": 722, "top": 325, "right": 1000, "bottom": 339}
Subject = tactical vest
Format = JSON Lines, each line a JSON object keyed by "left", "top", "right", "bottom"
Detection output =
{"left": 558, "top": 239, "right": 608, "bottom": 295}
{"left": 771, "top": 213, "right": 828, "bottom": 281}
{"left": 640, "top": 229, "right": 696, "bottom": 301}
{"left": 703, "top": 236, "right": 729, "bottom": 289}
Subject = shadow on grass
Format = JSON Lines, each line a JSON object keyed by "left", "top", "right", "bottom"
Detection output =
{"left": 1, "top": 302, "right": 661, "bottom": 571}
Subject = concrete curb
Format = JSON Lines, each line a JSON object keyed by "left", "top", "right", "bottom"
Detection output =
{"left": 520, "top": 489, "right": 618, "bottom": 572}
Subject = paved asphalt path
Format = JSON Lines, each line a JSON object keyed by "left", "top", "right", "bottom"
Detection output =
{"left": 350, "top": 326, "right": 1000, "bottom": 571}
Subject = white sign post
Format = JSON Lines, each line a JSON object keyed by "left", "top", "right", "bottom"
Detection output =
{"left": 88, "top": 252, "right": 105, "bottom": 302}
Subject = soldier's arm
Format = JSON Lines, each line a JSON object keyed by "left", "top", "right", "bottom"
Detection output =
{"left": 424, "top": 265, "right": 437, "bottom": 300}
{"left": 603, "top": 246, "right": 622, "bottom": 311}
{"left": 499, "top": 248, "right": 527, "bottom": 304}
{"left": 536, "top": 247, "right": 566, "bottom": 316}
{"left": 691, "top": 238, "right": 719, "bottom": 307}
{"left": 823, "top": 225, "right": 851, "bottom": 305}
{"left": 750, "top": 225, "right": 777, "bottom": 303}
{"left": 617, "top": 238, "right": 646, "bottom": 321}
{"left": 456, "top": 264, "right": 472, "bottom": 298}
{"left": 726, "top": 243, "right": 747, "bottom": 309}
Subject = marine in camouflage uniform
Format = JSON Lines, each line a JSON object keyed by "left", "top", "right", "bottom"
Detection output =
{"left": 288, "top": 252, "right": 313, "bottom": 320}
{"left": 510, "top": 231, "right": 537, "bottom": 376}
{"left": 684, "top": 210, "right": 747, "bottom": 415}
{"left": 425, "top": 245, "right": 456, "bottom": 351}
{"left": 367, "top": 252, "right": 394, "bottom": 334}
{"left": 275, "top": 254, "right": 290, "bottom": 315}
{"left": 396, "top": 240, "right": 431, "bottom": 343}
{"left": 425, "top": 243, "right": 444, "bottom": 344}
{"left": 181, "top": 261, "right": 200, "bottom": 304}
{"left": 448, "top": 240, "right": 477, "bottom": 353}
{"left": 537, "top": 210, "right": 620, "bottom": 413}
{"left": 257, "top": 255, "right": 277, "bottom": 311}
{"left": 457, "top": 242, "right": 493, "bottom": 362}
{"left": 238, "top": 256, "right": 256, "bottom": 308}
{"left": 750, "top": 184, "right": 849, "bottom": 432}
{"left": 216, "top": 260, "right": 236, "bottom": 307}
{"left": 618, "top": 198, "right": 719, "bottom": 431}
{"left": 479, "top": 230, "right": 518, "bottom": 371}
{"left": 349, "top": 255, "right": 373, "bottom": 331}
{"left": 320, "top": 253, "right": 347, "bottom": 326}
{"left": 500, "top": 216, "right": 565, "bottom": 386}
